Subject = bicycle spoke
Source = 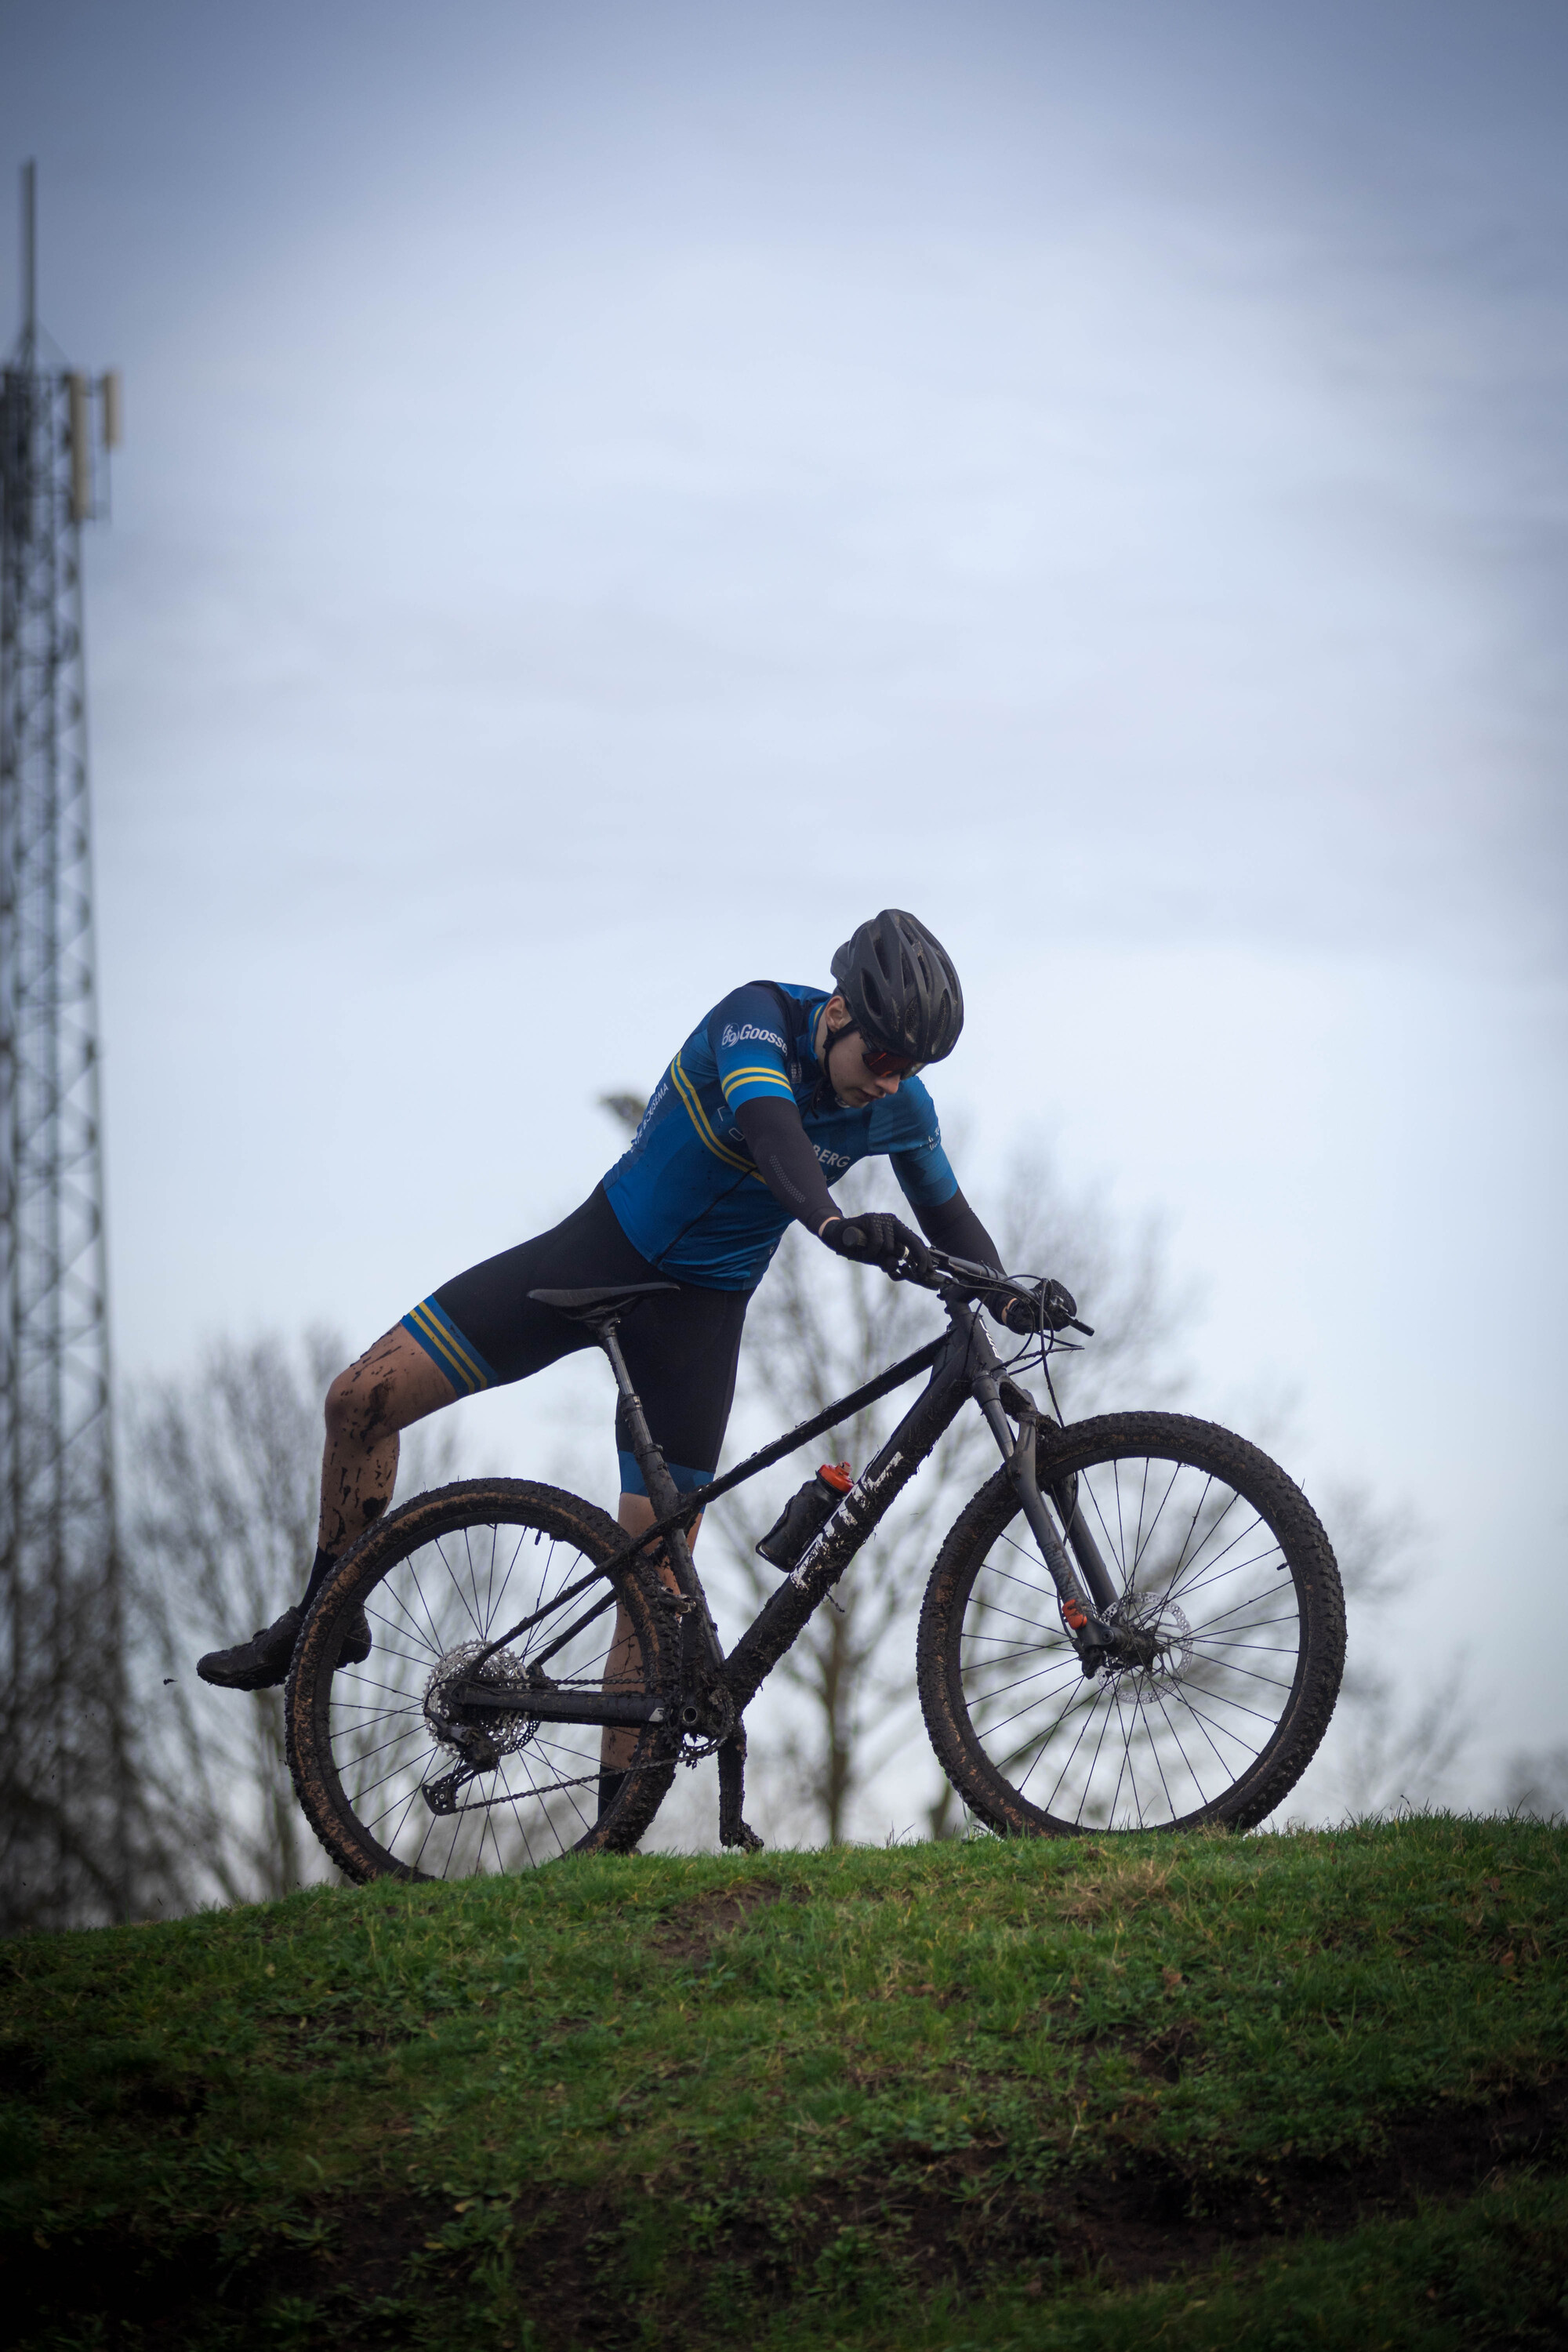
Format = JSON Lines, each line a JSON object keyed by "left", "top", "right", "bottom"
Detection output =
{"left": 1035, "top": 1688, "right": 1102, "bottom": 1812}
{"left": 317, "top": 1508, "right": 665, "bottom": 1882}
{"left": 952, "top": 1439, "right": 1321, "bottom": 1831}
{"left": 437, "top": 1533, "right": 486, "bottom": 1644}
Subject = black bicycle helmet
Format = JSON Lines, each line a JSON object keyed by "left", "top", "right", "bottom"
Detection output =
{"left": 829, "top": 909, "right": 964, "bottom": 1064}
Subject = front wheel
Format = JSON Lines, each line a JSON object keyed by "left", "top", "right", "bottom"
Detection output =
{"left": 286, "top": 1479, "right": 678, "bottom": 1882}
{"left": 917, "top": 1413, "right": 1345, "bottom": 1835}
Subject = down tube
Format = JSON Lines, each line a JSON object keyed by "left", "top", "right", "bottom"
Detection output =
{"left": 724, "top": 1335, "right": 973, "bottom": 1713}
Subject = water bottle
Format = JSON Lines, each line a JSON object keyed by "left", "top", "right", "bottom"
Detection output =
{"left": 755, "top": 1461, "right": 854, "bottom": 1571}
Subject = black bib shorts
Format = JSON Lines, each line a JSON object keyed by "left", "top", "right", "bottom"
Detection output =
{"left": 400, "top": 1185, "right": 749, "bottom": 1497}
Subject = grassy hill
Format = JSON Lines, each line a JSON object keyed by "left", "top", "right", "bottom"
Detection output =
{"left": 2, "top": 1817, "right": 1565, "bottom": 2350}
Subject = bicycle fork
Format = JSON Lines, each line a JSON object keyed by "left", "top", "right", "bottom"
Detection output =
{"left": 968, "top": 1356, "right": 1122, "bottom": 1675}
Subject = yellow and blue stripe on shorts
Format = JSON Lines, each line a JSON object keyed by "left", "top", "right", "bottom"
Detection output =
{"left": 401, "top": 1296, "right": 499, "bottom": 1396}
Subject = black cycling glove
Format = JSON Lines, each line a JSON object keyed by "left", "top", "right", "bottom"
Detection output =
{"left": 989, "top": 1290, "right": 1038, "bottom": 1335}
{"left": 819, "top": 1213, "right": 933, "bottom": 1281}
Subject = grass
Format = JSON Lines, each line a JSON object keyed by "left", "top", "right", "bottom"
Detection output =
{"left": 2, "top": 1814, "right": 1565, "bottom": 2347}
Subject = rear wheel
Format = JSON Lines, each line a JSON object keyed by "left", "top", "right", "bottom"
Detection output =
{"left": 917, "top": 1413, "right": 1345, "bottom": 1834}
{"left": 286, "top": 1479, "right": 677, "bottom": 1882}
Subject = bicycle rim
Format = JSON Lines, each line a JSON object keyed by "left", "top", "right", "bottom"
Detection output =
{"left": 289, "top": 1481, "right": 673, "bottom": 1882}
{"left": 923, "top": 1414, "right": 1343, "bottom": 1834}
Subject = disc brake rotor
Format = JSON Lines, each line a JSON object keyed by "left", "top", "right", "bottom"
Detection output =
{"left": 1102, "top": 1593, "right": 1193, "bottom": 1690}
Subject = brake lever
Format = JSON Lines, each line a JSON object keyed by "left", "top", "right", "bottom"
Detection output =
{"left": 925, "top": 1251, "right": 1094, "bottom": 1336}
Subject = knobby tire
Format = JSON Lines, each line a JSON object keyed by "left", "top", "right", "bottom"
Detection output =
{"left": 286, "top": 1479, "right": 677, "bottom": 1883}
{"left": 917, "top": 1413, "right": 1345, "bottom": 1835}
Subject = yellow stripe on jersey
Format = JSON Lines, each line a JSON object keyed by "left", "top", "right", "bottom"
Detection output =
{"left": 720, "top": 1064, "right": 797, "bottom": 1102}
{"left": 671, "top": 1051, "right": 764, "bottom": 1178}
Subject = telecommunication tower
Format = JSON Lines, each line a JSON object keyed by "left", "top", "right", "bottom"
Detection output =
{"left": 0, "top": 162, "right": 125, "bottom": 1929}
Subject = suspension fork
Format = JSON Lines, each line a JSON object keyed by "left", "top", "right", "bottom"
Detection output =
{"left": 966, "top": 1329, "right": 1119, "bottom": 1660}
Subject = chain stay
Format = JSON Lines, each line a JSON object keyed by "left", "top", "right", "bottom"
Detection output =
{"left": 421, "top": 1737, "right": 700, "bottom": 1819}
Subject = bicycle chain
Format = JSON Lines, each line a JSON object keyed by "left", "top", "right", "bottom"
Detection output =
{"left": 420, "top": 1672, "right": 728, "bottom": 1817}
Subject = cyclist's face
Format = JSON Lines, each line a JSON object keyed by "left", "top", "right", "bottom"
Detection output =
{"left": 818, "top": 999, "right": 902, "bottom": 1107}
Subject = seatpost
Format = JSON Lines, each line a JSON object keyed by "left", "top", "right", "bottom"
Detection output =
{"left": 597, "top": 1323, "right": 683, "bottom": 1522}
{"left": 595, "top": 1320, "right": 724, "bottom": 1658}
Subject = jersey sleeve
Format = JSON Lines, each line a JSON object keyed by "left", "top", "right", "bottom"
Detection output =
{"left": 870, "top": 1078, "right": 959, "bottom": 1209}
{"left": 708, "top": 984, "right": 797, "bottom": 1112}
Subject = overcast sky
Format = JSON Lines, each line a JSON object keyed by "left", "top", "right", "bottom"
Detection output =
{"left": 4, "top": 0, "right": 1565, "bottom": 1813}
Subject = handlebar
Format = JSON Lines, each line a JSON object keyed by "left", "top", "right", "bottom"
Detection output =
{"left": 916, "top": 1247, "right": 1094, "bottom": 1338}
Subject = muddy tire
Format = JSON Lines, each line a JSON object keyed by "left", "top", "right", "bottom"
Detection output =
{"left": 286, "top": 1479, "right": 677, "bottom": 1882}
{"left": 917, "top": 1414, "right": 1345, "bottom": 1835}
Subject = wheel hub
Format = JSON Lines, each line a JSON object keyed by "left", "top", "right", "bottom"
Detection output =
{"left": 423, "top": 1642, "right": 539, "bottom": 1757}
{"left": 1102, "top": 1594, "right": 1193, "bottom": 1686}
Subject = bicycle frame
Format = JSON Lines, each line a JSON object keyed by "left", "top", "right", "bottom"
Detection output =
{"left": 455, "top": 1280, "right": 1123, "bottom": 1806}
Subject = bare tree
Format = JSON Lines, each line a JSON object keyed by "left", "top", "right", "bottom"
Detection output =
{"left": 124, "top": 1330, "right": 456, "bottom": 1910}
{"left": 705, "top": 1148, "right": 1194, "bottom": 1845}
{"left": 0, "top": 1539, "right": 159, "bottom": 1934}
{"left": 1278, "top": 1480, "right": 1473, "bottom": 1820}
{"left": 1501, "top": 1744, "right": 1568, "bottom": 1821}
{"left": 1312, "top": 1650, "right": 1470, "bottom": 1820}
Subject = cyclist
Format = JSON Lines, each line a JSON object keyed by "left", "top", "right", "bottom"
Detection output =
{"left": 199, "top": 910, "right": 1034, "bottom": 1801}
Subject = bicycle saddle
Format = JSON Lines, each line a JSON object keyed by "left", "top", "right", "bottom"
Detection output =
{"left": 528, "top": 1282, "right": 679, "bottom": 1325}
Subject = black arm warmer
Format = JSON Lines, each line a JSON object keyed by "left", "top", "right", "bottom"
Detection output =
{"left": 734, "top": 1100, "right": 1004, "bottom": 1279}
{"left": 912, "top": 1185, "right": 1004, "bottom": 1272}
{"left": 734, "top": 1096, "right": 840, "bottom": 1232}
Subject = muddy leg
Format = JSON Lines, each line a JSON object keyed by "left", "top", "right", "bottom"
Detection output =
{"left": 318, "top": 1324, "right": 457, "bottom": 1559}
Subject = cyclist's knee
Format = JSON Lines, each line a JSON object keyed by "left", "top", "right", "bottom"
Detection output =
{"left": 325, "top": 1357, "right": 401, "bottom": 1446}
{"left": 323, "top": 1367, "right": 367, "bottom": 1447}
{"left": 325, "top": 1327, "right": 451, "bottom": 1446}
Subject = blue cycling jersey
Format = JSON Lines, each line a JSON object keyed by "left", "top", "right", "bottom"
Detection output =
{"left": 602, "top": 980, "right": 959, "bottom": 1290}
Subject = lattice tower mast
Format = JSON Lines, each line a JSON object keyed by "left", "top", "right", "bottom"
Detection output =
{"left": 0, "top": 162, "right": 125, "bottom": 1929}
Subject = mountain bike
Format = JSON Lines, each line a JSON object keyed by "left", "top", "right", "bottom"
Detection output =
{"left": 286, "top": 1250, "right": 1346, "bottom": 1880}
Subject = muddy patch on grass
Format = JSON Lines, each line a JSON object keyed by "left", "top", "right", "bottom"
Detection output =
{"left": 0, "top": 2038, "right": 49, "bottom": 2100}
{"left": 1033, "top": 2071, "right": 1568, "bottom": 2285}
{"left": 649, "top": 1879, "right": 784, "bottom": 1965}
{"left": 1054, "top": 1858, "right": 1174, "bottom": 1925}
{"left": 12, "top": 2077, "right": 1565, "bottom": 2347}
{"left": 2, "top": 2195, "right": 440, "bottom": 2350}
{"left": 492, "top": 2073, "right": 1568, "bottom": 2343}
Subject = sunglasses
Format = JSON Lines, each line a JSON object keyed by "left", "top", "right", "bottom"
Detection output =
{"left": 862, "top": 1043, "right": 922, "bottom": 1078}
{"left": 831, "top": 1023, "right": 921, "bottom": 1078}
